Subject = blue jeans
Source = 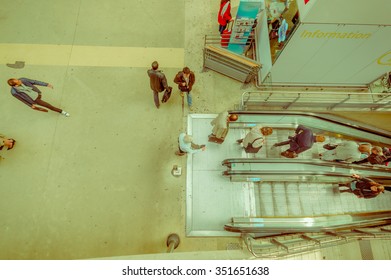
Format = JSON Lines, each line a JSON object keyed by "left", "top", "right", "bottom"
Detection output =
{"left": 184, "top": 91, "right": 192, "bottom": 107}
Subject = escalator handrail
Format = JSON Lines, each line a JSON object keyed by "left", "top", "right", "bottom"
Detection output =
{"left": 224, "top": 211, "right": 391, "bottom": 233}
{"left": 227, "top": 110, "right": 391, "bottom": 140}
{"left": 222, "top": 158, "right": 391, "bottom": 173}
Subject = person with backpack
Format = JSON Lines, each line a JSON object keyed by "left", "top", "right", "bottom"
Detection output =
{"left": 237, "top": 125, "right": 273, "bottom": 153}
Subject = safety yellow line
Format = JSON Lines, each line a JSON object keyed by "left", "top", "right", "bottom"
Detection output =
{"left": 0, "top": 43, "right": 184, "bottom": 68}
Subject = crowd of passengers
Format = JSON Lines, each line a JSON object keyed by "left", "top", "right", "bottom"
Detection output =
{"left": 177, "top": 114, "right": 391, "bottom": 200}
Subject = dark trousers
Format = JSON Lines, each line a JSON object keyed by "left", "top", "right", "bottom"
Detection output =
{"left": 34, "top": 95, "right": 62, "bottom": 113}
{"left": 274, "top": 140, "right": 291, "bottom": 149}
{"left": 219, "top": 24, "right": 227, "bottom": 34}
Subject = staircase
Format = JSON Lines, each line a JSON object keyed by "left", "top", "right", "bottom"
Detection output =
{"left": 242, "top": 225, "right": 391, "bottom": 259}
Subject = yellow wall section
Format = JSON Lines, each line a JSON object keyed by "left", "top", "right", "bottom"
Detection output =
{"left": 0, "top": 44, "right": 184, "bottom": 68}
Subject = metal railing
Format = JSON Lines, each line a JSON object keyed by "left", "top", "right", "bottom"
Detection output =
{"left": 239, "top": 90, "right": 391, "bottom": 111}
{"left": 241, "top": 224, "right": 391, "bottom": 259}
{"left": 203, "top": 35, "right": 260, "bottom": 84}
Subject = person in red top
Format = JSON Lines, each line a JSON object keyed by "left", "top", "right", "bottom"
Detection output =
{"left": 218, "top": 0, "right": 233, "bottom": 34}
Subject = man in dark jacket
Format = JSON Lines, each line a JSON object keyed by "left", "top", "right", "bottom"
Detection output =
{"left": 338, "top": 174, "right": 385, "bottom": 199}
{"left": 147, "top": 61, "right": 172, "bottom": 109}
{"left": 273, "top": 125, "right": 325, "bottom": 158}
{"left": 7, "top": 78, "right": 70, "bottom": 116}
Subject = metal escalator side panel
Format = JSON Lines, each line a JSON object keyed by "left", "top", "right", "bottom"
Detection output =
{"left": 222, "top": 159, "right": 391, "bottom": 183}
{"left": 224, "top": 211, "right": 391, "bottom": 233}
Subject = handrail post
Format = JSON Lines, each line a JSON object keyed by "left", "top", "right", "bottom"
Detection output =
{"left": 166, "top": 233, "right": 180, "bottom": 253}
{"left": 328, "top": 94, "right": 351, "bottom": 110}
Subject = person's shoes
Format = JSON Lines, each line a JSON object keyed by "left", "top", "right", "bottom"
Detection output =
{"left": 236, "top": 139, "right": 243, "bottom": 144}
{"left": 281, "top": 150, "right": 297, "bottom": 158}
{"left": 61, "top": 111, "right": 70, "bottom": 117}
{"left": 156, "top": 104, "right": 160, "bottom": 109}
{"left": 175, "top": 151, "right": 186, "bottom": 156}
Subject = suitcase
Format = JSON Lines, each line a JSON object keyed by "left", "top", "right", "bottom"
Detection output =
{"left": 161, "top": 86, "right": 172, "bottom": 103}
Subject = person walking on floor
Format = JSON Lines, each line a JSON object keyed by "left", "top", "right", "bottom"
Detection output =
{"left": 272, "top": 124, "right": 325, "bottom": 158}
{"left": 7, "top": 78, "right": 70, "bottom": 116}
{"left": 174, "top": 67, "right": 195, "bottom": 111}
{"left": 237, "top": 125, "right": 273, "bottom": 153}
{"left": 208, "top": 111, "right": 238, "bottom": 144}
{"left": 218, "top": 0, "right": 233, "bottom": 34}
{"left": 147, "top": 61, "right": 172, "bottom": 109}
{"left": 176, "top": 133, "right": 206, "bottom": 156}
{"left": 338, "top": 174, "right": 385, "bottom": 199}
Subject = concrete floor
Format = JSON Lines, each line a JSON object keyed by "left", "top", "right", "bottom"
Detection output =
{"left": 0, "top": 0, "right": 390, "bottom": 260}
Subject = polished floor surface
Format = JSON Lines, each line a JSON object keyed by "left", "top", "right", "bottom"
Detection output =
{"left": 0, "top": 0, "right": 390, "bottom": 259}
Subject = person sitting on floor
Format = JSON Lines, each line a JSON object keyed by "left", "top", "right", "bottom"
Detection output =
{"left": 272, "top": 125, "right": 325, "bottom": 158}
{"left": 237, "top": 125, "right": 273, "bottom": 153}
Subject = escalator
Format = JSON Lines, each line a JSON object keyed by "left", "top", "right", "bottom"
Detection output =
{"left": 221, "top": 111, "right": 391, "bottom": 234}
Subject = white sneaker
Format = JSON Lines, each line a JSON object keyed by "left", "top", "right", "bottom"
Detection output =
{"left": 61, "top": 111, "right": 70, "bottom": 117}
